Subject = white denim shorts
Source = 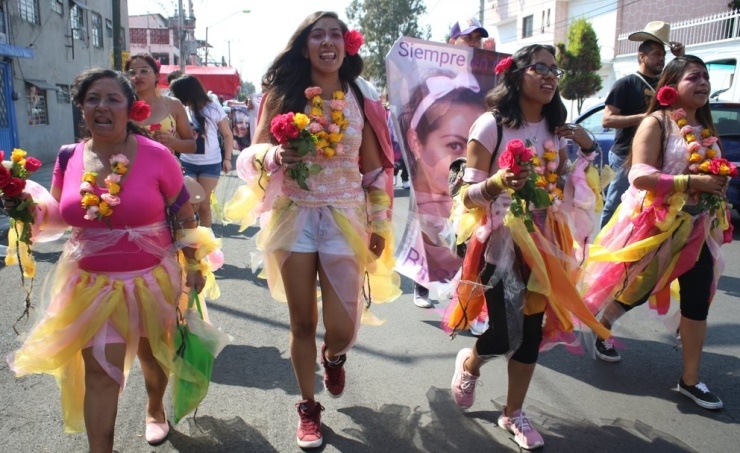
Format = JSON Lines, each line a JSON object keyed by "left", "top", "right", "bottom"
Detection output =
{"left": 290, "top": 207, "right": 356, "bottom": 255}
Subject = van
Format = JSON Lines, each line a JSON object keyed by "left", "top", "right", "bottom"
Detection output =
{"left": 707, "top": 57, "right": 740, "bottom": 102}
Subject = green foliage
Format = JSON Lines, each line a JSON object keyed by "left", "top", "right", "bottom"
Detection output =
{"left": 730, "top": 1, "right": 740, "bottom": 10}
{"left": 241, "top": 80, "right": 256, "bottom": 95}
{"left": 346, "top": 0, "right": 431, "bottom": 87}
{"left": 556, "top": 18, "right": 603, "bottom": 114}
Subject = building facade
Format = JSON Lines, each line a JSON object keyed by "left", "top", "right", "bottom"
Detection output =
{"left": 0, "top": 0, "right": 129, "bottom": 162}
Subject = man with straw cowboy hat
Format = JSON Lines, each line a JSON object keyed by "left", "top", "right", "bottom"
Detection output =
{"left": 594, "top": 21, "right": 685, "bottom": 363}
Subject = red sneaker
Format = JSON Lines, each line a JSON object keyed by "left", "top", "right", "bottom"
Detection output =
{"left": 296, "top": 399, "right": 324, "bottom": 448}
{"left": 320, "top": 342, "right": 346, "bottom": 398}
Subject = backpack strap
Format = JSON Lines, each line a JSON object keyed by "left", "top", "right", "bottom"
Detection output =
{"left": 491, "top": 109, "right": 503, "bottom": 159}
{"left": 58, "top": 143, "right": 78, "bottom": 173}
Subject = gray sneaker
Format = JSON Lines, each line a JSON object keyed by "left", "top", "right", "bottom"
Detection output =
{"left": 413, "top": 284, "right": 433, "bottom": 308}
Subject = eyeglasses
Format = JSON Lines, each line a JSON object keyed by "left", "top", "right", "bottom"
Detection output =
{"left": 519, "top": 63, "right": 564, "bottom": 79}
{"left": 126, "top": 67, "right": 153, "bottom": 77}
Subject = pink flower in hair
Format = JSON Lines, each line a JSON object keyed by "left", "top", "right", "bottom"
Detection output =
{"left": 495, "top": 57, "right": 514, "bottom": 75}
{"left": 344, "top": 30, "right": 364, "bottom": 56}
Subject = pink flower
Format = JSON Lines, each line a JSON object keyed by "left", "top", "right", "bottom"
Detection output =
{"left": 688, "top": 163, "right": 699, "bottom": 172}
{"left": 101, "top": 193, "right": 121, "bottom": 206}
{"left": 543, "top": 140, "right": 555, "bottom": 151}
{"left": 505, "top": 139, "right": 526, "bottom": 157}
{"left": 105, "top": 173, "right": 121, "bottom": 184}
{"left": 308, "top": 122, "right": 324, "bottom": 134}
{"left": 669, "top": 108, "right": 686, "bottom": 121}
{"left": 546, "top": 161, "right": 558, "bottom": 172}
{"left": 327, "top": 123, "right": 340, "bottom": 134}
{"left": 520, "top": 146, "right": 535, "bottom": 162}
{"left": 701, "top": 136, "right": 718, "bottom": 147}
{"left": 680, "top": 126, "right": 694, "bottom": 136}
{"left": 84, "top": 206, "right": 100, "bottom": 221}
{"left": 329, "top": 99, "right": 346, "bottom": 110}
{"left": 335, "top": 143, "right": 345, "bottom": 155}
{"left": 270, "top": 112, "right": 300, "bottom": 144}
{"left": 495, "top": 57, "right": 514, "bottom": 75}
{"left": 0, "top": 150, "right": 4, "bottom": 161}
{"left": 344, "top": 30, "right": 364, "bottom": 56}
{"left": 688, "top": 141, "right": 702, "bottom": 153}
{"left": 79, "top": 181, "right": 94, "bottom": 193}
{"left": 656, "top": 86, "right": 678, "bottom": 106}
{"left": 110, "top": 154, "right": 130, "bottom": 166}
{"left": 305, "top": 87, "right": 322, "bottom": 99}
{"left": 534, "top": 166, "right": 545, "bottom": 175}
{"left": 548, "top": 183, "right": 557, "bottom": 191}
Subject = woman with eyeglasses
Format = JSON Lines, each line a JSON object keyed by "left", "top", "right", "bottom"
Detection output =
{"left": 124, "top": 54, "right": 195, "bottom": 155}
{"left": 447, "top": 44, "right": 608, "bottom": 450}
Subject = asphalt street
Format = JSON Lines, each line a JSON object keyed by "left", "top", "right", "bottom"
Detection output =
{"left": 1, "top": 160, "right": 739, "bottom": 452}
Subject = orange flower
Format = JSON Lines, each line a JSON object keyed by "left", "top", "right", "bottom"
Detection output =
{"left": 705, "top": 149, "right": 717, "bottom": 159}
{"left": 689, "top": 152, "right": 704, "bottom": 163}
{"left": 82, "top": 171, "right": 97, "bottom": 185}
{"left": 81, "top": 193, "right": 100, "bottom": 208}
{"left": 685, "top": 133, "right": 696, "bottom": 143}
{"left": 107, "top": 182, "right": 121, "bottom": 195}
{"left": 701, "top": 128, "right": 712, "bottom": 138}
{"left": 98, "top": 201, "right": 113, "bottom": 217}
{"left": 545, "top": 172, "right": 559, "bottom": 184}
{"left": 551, "top": 187, "right": 564, "bottom": 199}
{"left": 536, "top": 176, "right": 548, "bottom": 187}
{"left": 324, "top": 147, "right": 336, "bottom": 158}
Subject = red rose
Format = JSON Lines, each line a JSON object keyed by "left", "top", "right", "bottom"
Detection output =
{"left": 149, "top": 123, "right": 162, "bottom": 132}
{"left": 498, "top": 150, "right": 521, "bottom": 174}
{"left": 129, "top": 100, "right": 151, "bottom": 122}
{"left": 728, "top": 161, "right": 738, "bottom": 177}
{"left": 656, "top": 86, "right": 678, "bottom": 106}
{"left": 270, "top": 113, "right": 300, "bottom": 144}
{"left": 520, "top": 146, "right": 535, "bottom": 163}
{"left": 3, "top": 177, "right": 26, "bottom": 197}
{"left": 495, "top": 57, "right": 514, "bottom": 75}
{"left": 24, "top": 156, "right": 42, "bottom": 173}
{"left": 0, "top": 165, "right": 10, "bottom": 188}
{"left": 344, "top": 30, "right": 364, "bottom": 56}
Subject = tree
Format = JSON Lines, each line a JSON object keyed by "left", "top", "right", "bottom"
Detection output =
{"left": 346, "top": 0, "right": 431, "bottom": 87}
{"left": 556, "top": 18, "right": 602, "bottom": 115}
{"left": 729, "top": 1, "right": 740, "bottom": 10}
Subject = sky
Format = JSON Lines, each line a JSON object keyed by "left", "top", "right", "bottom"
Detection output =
{"left": 127, "top": 0, "right": 482, "bottom": 88}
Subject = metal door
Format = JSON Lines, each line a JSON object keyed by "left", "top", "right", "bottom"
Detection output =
{"left": 0, "top": 61, "right": 18, "bottom": 152}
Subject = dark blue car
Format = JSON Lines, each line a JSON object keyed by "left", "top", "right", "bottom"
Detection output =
{"left": 569, "top": 102, "right": 740, "bottom": 213}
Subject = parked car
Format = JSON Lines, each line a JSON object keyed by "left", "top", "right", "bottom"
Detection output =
{"left": 567, "top": 102, "right": 740, "bottom": 212}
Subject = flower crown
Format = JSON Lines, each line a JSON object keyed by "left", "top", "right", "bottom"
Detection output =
{"left": 656, "top": 86, "right": 678, "bottom": 106}
{"left": 495, "top": 56, "right": 514, "bottom": 75}
{"left": 344, "top": 30, "right": 364, "bottom": 56}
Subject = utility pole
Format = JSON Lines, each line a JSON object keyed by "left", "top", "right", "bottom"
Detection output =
{"left": 112, "top": 0, "right": 122, "bottom": 70}
{"left": 479, "top": 0, "right": 485, "bottom": 23}
{"left": 178, "top": 0, "right": 185, "bottom": 71}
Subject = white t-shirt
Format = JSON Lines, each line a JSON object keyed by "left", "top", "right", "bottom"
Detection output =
{"left": 180, "top": 102, "right": 227, "bottom": 166}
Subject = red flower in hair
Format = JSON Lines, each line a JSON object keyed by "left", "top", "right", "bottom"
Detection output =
{"left": 344, "top": 30, "right": 364, "bottom": 56}
{"left": 129, "top": 100, "right": 151, "bottom": 122}
{"left": 495, "top": 57, "right": 514, "bottom": 75}
{"left": 656, "top": 86, "right": 678, "bottom": 106}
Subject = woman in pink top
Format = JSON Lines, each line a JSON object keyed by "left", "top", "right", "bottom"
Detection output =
{"left": 5, "top": 68, "right": 220, "bottom": 452}
{"left": 225, "top": 11, "right": 399, "bottom": 449}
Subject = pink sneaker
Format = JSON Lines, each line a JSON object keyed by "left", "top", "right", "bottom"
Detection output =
{"left": 497, "top": 406, "right": 545, "bottom": 450}
{"left": 320, "top": 342, "right": 346, "bottom": 398}
{"left": 296, "top": 399, "right": 325, "bottom": 448}
{"left": 450, "top": 348, "right": 479, "bottom": 409}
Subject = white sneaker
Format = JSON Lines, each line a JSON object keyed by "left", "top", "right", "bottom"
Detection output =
{"left": 413, "top": 284, "right": 433, "bottom": 308}
{"left": 402, "top": 181, "right": 410, "bottom": 189}
{"left": 469, "top": 318, "right": 489, "bottom": 336}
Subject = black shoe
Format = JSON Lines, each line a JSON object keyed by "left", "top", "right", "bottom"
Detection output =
{"left": 595, "top": 338, "right": 621, "bottom": 363}
{"left": 678, "top": 378, "right": 723, "bottom": 410}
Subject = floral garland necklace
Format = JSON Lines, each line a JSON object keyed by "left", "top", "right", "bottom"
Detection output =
{"left": 80, "top": 138, "right": 129, "bottom": 225}
{"left": 305, "top": 87, "right": 349, "bottom": 158}
{"left": 529, "top": 139, "right": 563, "bottom": 204}
{"left": 669, "top": 108, "right": 720, "bottom": 170}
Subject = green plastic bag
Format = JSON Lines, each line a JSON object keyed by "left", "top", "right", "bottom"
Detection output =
{"left": 172, "top": 290, "right": 229, "bottom": 423}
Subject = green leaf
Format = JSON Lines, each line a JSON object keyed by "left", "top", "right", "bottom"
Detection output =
{"left": 308, "top": 163, "right": 322, "bottom": 175}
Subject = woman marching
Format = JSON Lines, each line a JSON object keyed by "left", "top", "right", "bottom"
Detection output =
{"left": 444, "top": 44, "right": 610, "bottom": 450}
{"left": 582, "top": 55, "right": 732, "bottom": 410}
{"left": 224, "top": 11, "right": 400, "bottom": 449}
{"left": 5, "top": 68, "right": 221, "bottom": 452}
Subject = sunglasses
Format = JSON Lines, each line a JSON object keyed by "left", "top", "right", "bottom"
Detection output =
{"left": 126, "top": 67, "right": 153, "bottom": 77}
{"left": 519, "top": 63, "right": 564, "bottom": 79}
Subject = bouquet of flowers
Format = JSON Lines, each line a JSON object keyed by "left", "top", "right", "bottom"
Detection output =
{"left": 694, "top": 157, "right": 737, "bottom": 223}
{"left": 270, "top": 111, "right": 322, "bottom": 190}
{"left": 1, "top": 148, "right": 42, "bottom": 246}
{"left": 498, "top": 139, "right": 551, "bottom": 232}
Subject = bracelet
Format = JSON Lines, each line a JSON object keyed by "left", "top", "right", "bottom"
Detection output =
{"left": 687, "top": 175, "right": 691, "bottom": 191}
{"left": 673, "top": 174, "right": 689, "bottom": 192}
{"left": 582, "top": 141, "right": 599, "bottom": 153}
{"left": 481, "top": 179, "right": 495, "bottom": 200}
{"left": 490, "top": 172, "right": 507, "bottom": 190}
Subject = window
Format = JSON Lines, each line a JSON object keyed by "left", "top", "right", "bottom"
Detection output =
{"left": 27, "top": 85, "right": 49, "bottom": 126}
{"left": 91, "top": 12, "right": 103, "bottom": 48}
{"left": 522, "top": 15, "right": 533, "bottom": 38}
{"left": 150, "top": 29, "right": 169, "bottom": 45}
{"left": 130, "top": 28, "right": 147, "bottom": 44}
{"left": 547, "top": 9, "right": 551, "bottom": 27}
{"left": 541, "top": 11, "right": 545, "bottom": 34}
{"left": 51, "top": 0, "right": 63, "bottom": 15}
{"left": 71, "top": 5, "right": 85, "bottom": 41}
{"left": 105, "top": 19, "right": 113, "bottom": 38}
{"left": 18, "top": 0, "right": 40, "bottom": 24}
{"left": 56, "top": 85, "right": 71, "bottom": 103}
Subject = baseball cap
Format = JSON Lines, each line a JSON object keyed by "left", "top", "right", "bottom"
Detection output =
{"left": 450, "top": 17, "right": 489, "bottom": 39}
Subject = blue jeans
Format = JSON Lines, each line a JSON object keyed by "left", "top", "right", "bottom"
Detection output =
{"left": 600, "top": 151, "right": 629, "bottom": 228}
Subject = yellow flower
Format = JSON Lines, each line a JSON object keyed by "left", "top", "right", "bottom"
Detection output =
{"left": 333, "top": 91, "right": 344, "bottom": 100}
{"left": 108, "top": 182, "right": 121, "bottom": 195}
{"left": 551, "top": 187, "right": 564, "bottom": 199}
{"left": 705, "top": 148, "right": 717, "bottom": 159}
{"left": 293, "top": 113, "right": 310, "bottom": 130}
{"left": 689, "top": 152, "right": 704, "bottom": 163}
{"left": 11, "top": 148, "right": 27, "bottom": 162}
{"left": 310, "top": 107, "right": 323, "bottom": 117}
{"left": 324, "top": 147, "right": 336, "bottom": 158}
{"left": 543, "top": 151, "right": 558, "bottom": 162}
{"left": 328, "top": 132, "right": 343, "bottom": 144}
{"left": 315, "top": 139, "right": 329, "bottom": 149}
{"left": 81, "top": 193, "right": 100, "bottom": 208}
{"left": 677, "top": 118, "right": 688, "bottom": 128}
{"left": 719, "top": 163, "right": 732, "bottom": 176}
{"left": 331, "top": 110, "right": 344, "bottom": 122}
{"left": 536, "top": 176, "right": 548, "bottom": 187}
{"left": 698, "top": 160, "right": 711, "bottom": 172}
{"left": 315, "top": 130, "right": 329, "bottom": 140}
{"left": 545, "top": 172, "right": 559, "bottom": 183}
{"left": 530, "top": 156, "right": 542, "bottom": 166}
{"left": 82, "top": 171, "right": 97, "bottom": 184}
{"left": 113, "top": 164, "right": 127, "bottom": 175}
{"left": 701, "top": 128, "right": 712, "bottom": 138}
{"left": 311, "top": 95, "right": 323, "bottom": 106}
{"left": 98, "top": 201, "right": 113, "bottom": 217}
{"left": 685, "top": 133, "right": 696, "bottom": 143}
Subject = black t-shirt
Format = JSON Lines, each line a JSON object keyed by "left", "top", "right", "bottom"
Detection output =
{"left": 605, "top": 72, "right": 659, "bottom": 157}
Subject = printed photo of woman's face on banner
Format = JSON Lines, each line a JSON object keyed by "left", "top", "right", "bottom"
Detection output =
{"left": 386, "top": 36, "right": 509, "bottom": 293}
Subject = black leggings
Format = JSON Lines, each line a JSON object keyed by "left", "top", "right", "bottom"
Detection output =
{"left": 474, "top": 263, "right": 544, "bottom": 364}
{"left": 617, "top": 244, "right": 713, "bottom": 321}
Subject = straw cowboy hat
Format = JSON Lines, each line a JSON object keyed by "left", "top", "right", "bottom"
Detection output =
{"left": 628, "top": 21, "right": 671, "bottom": 46}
